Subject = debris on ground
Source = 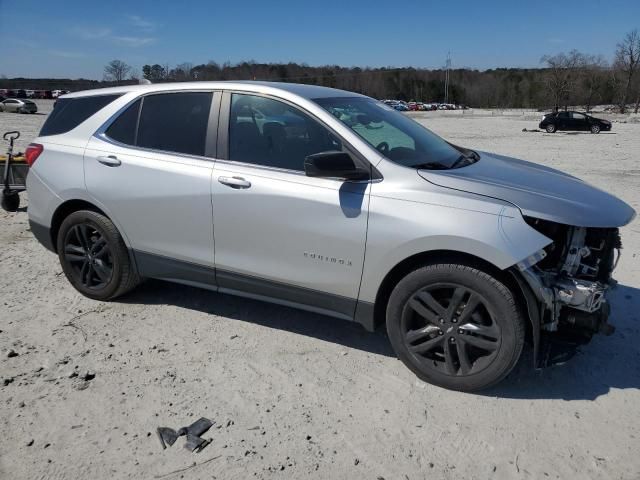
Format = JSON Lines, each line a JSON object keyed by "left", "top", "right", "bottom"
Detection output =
{"left": 157, "top": 417, "right": 213, "bottom": 453}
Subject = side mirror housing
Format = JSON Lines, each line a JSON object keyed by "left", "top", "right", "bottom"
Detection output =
{"left": 304, "top": 151, "right": 369, "bottom": 180}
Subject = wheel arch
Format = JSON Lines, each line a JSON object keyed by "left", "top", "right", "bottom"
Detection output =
{"left": 49, "top": 198, "right": 140, "bottom": 279}
{"left": 370, "top": 250, "right": 535, "bottom": 344}
{"left": 49, "top": 199, "right": 107, "bottom": 253}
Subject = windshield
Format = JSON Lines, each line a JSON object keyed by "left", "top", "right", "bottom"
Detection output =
{"left": 313, "top": 96, "right": 476, "bottom": 169}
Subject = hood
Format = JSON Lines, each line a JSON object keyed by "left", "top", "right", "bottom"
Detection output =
{"left": 418, "top": 152, "right": 636, "bottom": 228}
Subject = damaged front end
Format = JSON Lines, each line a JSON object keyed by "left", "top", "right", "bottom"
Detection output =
{"left": 515, "top": 217, "right": 622, "bottom": 367}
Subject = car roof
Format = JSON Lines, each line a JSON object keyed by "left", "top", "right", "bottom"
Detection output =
{"left": 62, "top": 81, "right": 366, "bottom": 101}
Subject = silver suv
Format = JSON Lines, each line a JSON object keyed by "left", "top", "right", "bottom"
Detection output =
{"left": 26, "top": 82, "right": 635, "bottom": 391}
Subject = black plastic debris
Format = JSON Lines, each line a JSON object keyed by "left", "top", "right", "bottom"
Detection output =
{"left": 157, "top": 417, "right": 213, "bottom": 453}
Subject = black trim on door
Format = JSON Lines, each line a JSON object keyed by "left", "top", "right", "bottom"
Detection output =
{"left": 134, "top": 250, "right": 216, "bottom": 286}
{"left": 216, "top": 269, "right": 357, "bottom": 321}
{"left": 204, "top": 91, "right": 222, "bottom": 158}
{"left": 216, "top": 91, "right": 230, "bottom": 160}
{"left": 132, "top": 250, "right": 370, "bottom": 324}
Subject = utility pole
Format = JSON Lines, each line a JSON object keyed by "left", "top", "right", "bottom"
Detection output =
{"left": 444, "top": 51, "right": 451, "bottom": 104}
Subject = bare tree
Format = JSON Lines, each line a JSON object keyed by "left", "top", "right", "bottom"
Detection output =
{"left": 541, "top": 50, "right": 582, "bottom": 111}
{"left": 613, "top": 29, "right": 640, "bottom": 113}
{"left": 104, "top": 59, "right": 132, "bottom": 83}
{"left": 578, "top": 54, "right": 609, "bottom": 112}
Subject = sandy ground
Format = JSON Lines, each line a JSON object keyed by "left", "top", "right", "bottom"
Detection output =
{"left": 1, "top": 102, "right": 639, "bottom": 480}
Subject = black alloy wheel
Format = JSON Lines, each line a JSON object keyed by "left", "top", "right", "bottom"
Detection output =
{"left": 386, "top": 263, "right": 525, "bottom": 391}
{"left": 401, "top": 284, "right": 501, "bottom": 376}
{"left": 57, "top": 210, "right": 140, "bottom": 300}
{"left": 63, "top": 222, "right": 113, "bottom": 290}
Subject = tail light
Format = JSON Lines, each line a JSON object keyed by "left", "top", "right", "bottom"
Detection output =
{"left": 25, "top": 143, "right": 43, "bottom": 167}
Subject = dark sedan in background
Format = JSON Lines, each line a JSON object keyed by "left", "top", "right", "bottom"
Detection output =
{"left": 539, "top": 111, "right": 611, "bottom": 134}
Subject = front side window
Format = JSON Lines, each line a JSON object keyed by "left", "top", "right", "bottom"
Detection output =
{"left": 314, "top": 97, "right": 473, "bottom": 170}
{"left": 228, "top": 94, "right": 342, "bottom": 171}
{"left": 40, "top": 94, "right": 121, "bottom": 136}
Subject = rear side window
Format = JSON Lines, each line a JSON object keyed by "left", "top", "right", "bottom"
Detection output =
{"left": 40, "top": 94, "right": 121, "bottom": 136}
{"left": 105, "top": 99, "right": 141, "bottom": 146}
{"left": 137, "top": 92, "right": 212, "bottom": 156}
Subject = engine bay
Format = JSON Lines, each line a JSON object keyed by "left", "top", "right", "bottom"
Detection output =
{"left": 521, "top": 217, "right": 621, "bottom": 337}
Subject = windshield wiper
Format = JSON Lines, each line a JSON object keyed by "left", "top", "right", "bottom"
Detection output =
{"left": 411, "top": 162, "right": 451, "bottom": 170}
{"left": 450, "top": 151, "right": 480, "bottom": 169}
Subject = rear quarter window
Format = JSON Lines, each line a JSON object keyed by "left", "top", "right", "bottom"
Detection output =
{"left": 39, "top": 94, "right": 122, "bottom": 136}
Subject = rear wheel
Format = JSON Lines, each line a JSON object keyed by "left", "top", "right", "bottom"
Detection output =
{"left": 386, "top": 263, "right": 525, "bottom": 391}
{"left": 57, "top": 210, "right": 140, "bottom": 300}
{"left": 590, "top": 124, "right": 600, "bottom": 134}
{"left": 545, "top": 124, "right": 556, "bottom": 133}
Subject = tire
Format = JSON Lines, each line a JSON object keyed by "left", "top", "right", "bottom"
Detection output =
{"left": 57, "top": 210, "right": 140, "bottom": 301}
{"left": 590, "top": 124, "right": 600, "bottom": 134}
{"left": 1, "top": 191, "right": 20, "bottom": 212}
{"left": 545, "top": 124, "right": 556, "bottom": 133}
{"left": 386, "top": 263, "right": 525, "bottom": 392}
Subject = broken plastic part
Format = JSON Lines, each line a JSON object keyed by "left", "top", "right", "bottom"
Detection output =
{"left": 157, "top": 427, "right": 179, "bottom": 449}
{"left": 184, "top": 433, "right": 211, "bottom": 453}
{"left": 157, "top": 417, "right": 213, "bottom": 452}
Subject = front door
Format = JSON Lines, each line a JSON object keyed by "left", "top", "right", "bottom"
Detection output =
{"left": 571, "top": 112, "right": 589, "bottom": 131}
{"left": 211, "top": 92, "right": 370, "bottom": 319}
{"left": 84, "top": 91, "right": 218, "bottom": 282}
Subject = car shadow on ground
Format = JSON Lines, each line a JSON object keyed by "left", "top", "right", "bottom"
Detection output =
{"left": 557, "top": 131, "right": 616, "bottom": 135}
{"left": 121, "top": 279, "right": 396, "bottom": 358}
{"left": 120, "top": 280, "right": 640, "bottom": 400}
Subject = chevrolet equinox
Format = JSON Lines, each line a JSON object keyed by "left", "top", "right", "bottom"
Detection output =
{"left": 25, "top": 82, "right": 635, "bottom": 391}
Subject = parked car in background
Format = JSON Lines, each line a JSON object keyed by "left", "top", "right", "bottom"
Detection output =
{"left": 51, "top": 89, "right": 70, "bottom": 98}
{"left": 0, "top": 98, "right": 38, "bottom": 113}
{"left": 539, "top": 111, "right": 611, "bottom": 134}
{"left": 26, "top": 81, "right": 634, "bottom": 391}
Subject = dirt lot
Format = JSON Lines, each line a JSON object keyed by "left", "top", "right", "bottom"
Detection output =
{"left": 1, "top": 102, "right": 639, "bottom": 480}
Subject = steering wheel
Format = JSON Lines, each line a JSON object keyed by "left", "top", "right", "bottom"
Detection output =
{"left": 376, "top": 141, "right": 389, "bottom": 155}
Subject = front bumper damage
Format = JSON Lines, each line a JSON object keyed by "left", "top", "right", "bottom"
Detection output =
{"left": 515, "top": 220, "right": 621, "bottom": 367}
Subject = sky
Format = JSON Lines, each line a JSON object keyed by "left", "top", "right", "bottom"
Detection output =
{"left": 1, "top": 0, "right": 639, "bottom": 79}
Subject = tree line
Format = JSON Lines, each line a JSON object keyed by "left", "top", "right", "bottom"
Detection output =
{"left": 3, "top": 29, "right": 638, "bottom": 112}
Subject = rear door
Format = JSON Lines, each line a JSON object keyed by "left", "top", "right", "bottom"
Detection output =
{"left": 556, "top": 111, "right": 570, "bottom": 130}
{"left": 84, "top": 91, "right": 220, "bottom": 283}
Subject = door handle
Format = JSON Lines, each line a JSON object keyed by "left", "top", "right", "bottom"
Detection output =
{"left": 97, "top": 155, "right": 122, "bottom": 167}
{"left": 218, "top": 176, "right": 251, "bottom": 189}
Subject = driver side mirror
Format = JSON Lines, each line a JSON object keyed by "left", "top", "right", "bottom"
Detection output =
{"left": 304, "top": 151, "right": 369, "bottom": 181}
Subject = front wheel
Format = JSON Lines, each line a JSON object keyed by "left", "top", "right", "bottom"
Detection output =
{"left": 57, "top": 210, "right": 140, "bottom": 301}
{"left": 590, "top": 124, "right": 601, "bottom": 134}
{"left": 386, "top": 263, "right": 525, "bottom": 391}
{"left": 545, "top": 124, "right": 556, "bottom": 133}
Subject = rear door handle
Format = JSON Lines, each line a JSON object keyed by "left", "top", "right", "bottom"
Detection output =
{"left": 218, "top": 176, "right": 251, "bottom": 189}
{"left": 97, "top": 155, "right": 122, "bottom": 167}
